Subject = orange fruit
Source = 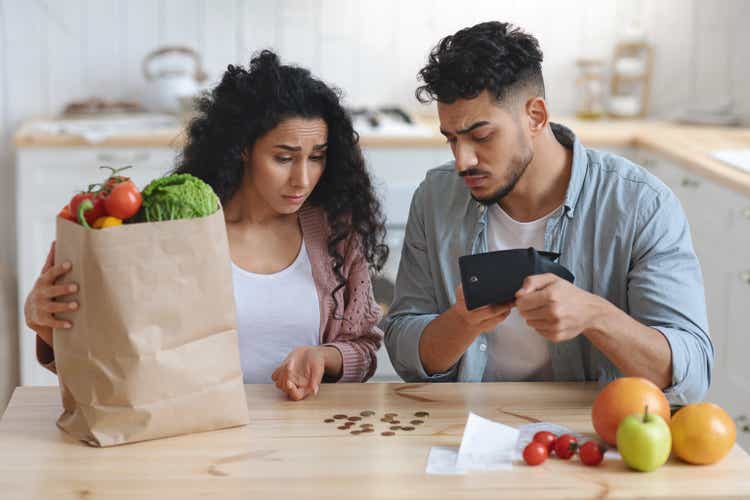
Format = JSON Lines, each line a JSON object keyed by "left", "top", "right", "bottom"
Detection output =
{"left": 670, "top": 402, "right": 736, "bottom": 465}
{"left": 591, "top": 377, "right": 671, "bottom": 446}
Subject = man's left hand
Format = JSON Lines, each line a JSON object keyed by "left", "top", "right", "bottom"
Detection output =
{"left": 515, "top": 273, "right": 606, "bottom": 342}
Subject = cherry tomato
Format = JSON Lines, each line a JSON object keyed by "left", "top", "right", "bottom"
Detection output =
{"left": 533, "top": 431, "right": 558, "bottom": 453}
{"left": 69, "top": 192, "right": 106, "bottom": 226}
{"left": 104, "top": 180, "right": 142, "bottom": 220}
{"left": 554, "top": 434, "right": 578, "bottom": 459}
{"left": 579, "top": 441, "right": 605, "bottom": 466}
{"left": 523, "top": 441, "right": 549, "bottom": 466}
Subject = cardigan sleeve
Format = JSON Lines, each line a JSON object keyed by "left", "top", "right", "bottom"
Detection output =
{"left": 323, "top": 238, "right": 384, "bottom": 383}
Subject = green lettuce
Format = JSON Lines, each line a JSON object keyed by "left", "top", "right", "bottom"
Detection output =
{"left": 140, "top": 173, "right": 219, "bottom": 222}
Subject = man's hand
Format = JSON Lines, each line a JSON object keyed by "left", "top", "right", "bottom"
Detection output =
{"left": 418, "top": 285, "right": 513, "bottom": 376}
{"left": 452, "top": 284, "right": 514, "bottom": 336}
{"left": 515, "top": 273, "right": 606, "bottom": 342}
{"left": 271, "top": 347, "right": 328, "bottom": 401}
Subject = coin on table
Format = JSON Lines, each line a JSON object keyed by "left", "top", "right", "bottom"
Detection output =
{"left": 360, "top": 410, "right": 376, "bottom": 417}
{"left": 337, "top": 425, "right": 349, "bottom": 430}
{"left": 390, "top": 420, "right": 401, "bottom": 424}
{"left": 334, "top": 414, "right": 348, "bottom": 420}
{"left": 402, "top": 426, "right": 415, "bottom": 431}
{"left": 362, "top": 428, "right": 375, "bottom": 433}
{"left": 324, "top": 419, "right": 335, "bottom": 423}
{"left": 350, "top": 430, "right": 362, "bottom": 435}
{"left": 414, "top": 411, "right": 430, "bottom": 418}
{"left": 385, "top": 413, "right": 398, "bottom": 418}
{"left": 360, "top": 423, "right": 374, "bottom": 428}
{"left": 380, "top": 418, "right": 391, "bottom": 423}
{"left": 381, "top": 431, "right": 395, "bottom": 436}
{"left": 410, "top": 420, "right": 424, "bottom": 425}
{"left": 347, "top": 416, "right": 362, "bottom": 422}
{"left": 389, "top": 426, "right": 401, "bottom": 431}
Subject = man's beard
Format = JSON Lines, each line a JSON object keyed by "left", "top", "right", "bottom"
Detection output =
{"left": 471, "top": 148, "right": 533, "bottom": 206}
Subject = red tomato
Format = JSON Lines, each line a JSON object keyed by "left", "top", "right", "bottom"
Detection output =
{"left": 100, "top": 166, "right": 132, "bottom": 194}
{"left": 69, "top": 192, "right": 107, "bottom": 225}
{"left": 554, "top": 434, "right": 578, "bottom": 459}
{"left": 579, "top": 441, "right": 605, "bottom": 466}
{"left": 533, "top": 431, "right": 558, "bottom": 453}
{"left": 104, "top": 180, "right": 142, "bottom": 220}
{"left": 57, "top": 205, "right": 76, "bottom": 222}
{"left": 523, "top": 441, "right": 549, "bottom": 466}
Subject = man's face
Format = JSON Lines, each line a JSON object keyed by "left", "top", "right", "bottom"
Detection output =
{"left": 438, "top": 90, "right": 534, "bottom": 205}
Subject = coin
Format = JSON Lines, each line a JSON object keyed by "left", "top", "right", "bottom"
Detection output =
{"left": 380, "top": 418, "right": 391, "bottom": 423}
{"left": 347, "top": 416, "right": 362, "bottom": 422}
{"left": 360, "top": 410, "right": 375, "bottom": 417}
{"left": 381, "top": 431, "right": 395, "bottom": 436}
{"left": 402, "top": 426, "right": 415, "bottom": 431}
{"left": 324, "top": 419, "right": 335, "bottom": 423}
{"left": 360, "top": 423, "right": 374, "bottom": 428}
{"left": 414, "top": 411, "right": 430, "bottom": 418}
{"left": 410, "top": 420, "right": 424, "bottom": 425}
{"left": 337, "top": 426, "right": 349, "bottom": 430}
{"left": 390, "top": 426, "right": 401, "bottom": 431}
{"left": 362, "top": 428, "right": 374, "bottom": 433}
{"left": 350, "top": 430, "right": 362, "bottom": 435}
{"left": 390, "top": 420, "right": 400, "bottom": 424}
{"left": 334, "top": 414, "right": 348, "bottom": 420}
{"left": 385, "top": 413, "right": 398, "bottom": 418}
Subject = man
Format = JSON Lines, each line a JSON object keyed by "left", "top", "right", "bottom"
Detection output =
{"left": 382, "top": 21, "right": 712, "bottom": 404}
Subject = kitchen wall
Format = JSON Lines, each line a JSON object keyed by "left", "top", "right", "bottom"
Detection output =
{"left": 0, "top": 0, "right": 748, "bottom": 403}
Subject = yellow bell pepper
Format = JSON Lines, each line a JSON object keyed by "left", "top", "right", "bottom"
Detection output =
{"left": 92, "top": 216, "right": 123, "bottom": 229}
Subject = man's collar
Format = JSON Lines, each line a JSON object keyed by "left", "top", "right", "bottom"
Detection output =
{"left": 551, "top": 122, "right": 587, "bottom": 219}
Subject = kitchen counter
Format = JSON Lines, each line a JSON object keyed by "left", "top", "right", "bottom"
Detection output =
{"left": 13, "top": 116, "right": 750, "bottom": 197}
{"left": 1, "top": 382, "right": 749, "bottom": 499}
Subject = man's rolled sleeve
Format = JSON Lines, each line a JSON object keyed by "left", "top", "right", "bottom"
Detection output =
{"left": 628, "top": 190, "right": 714, "bottom": 404}
{"left": 382, "top": 183, "right": 459, "bottom": 382}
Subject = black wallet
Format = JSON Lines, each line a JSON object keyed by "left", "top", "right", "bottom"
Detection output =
{"left": 458, "top": 247, "right": 575, "bottom": 310}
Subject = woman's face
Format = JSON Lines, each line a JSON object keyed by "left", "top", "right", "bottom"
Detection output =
{"left": 243, "top": 117, "right": 328, "bottom": 216}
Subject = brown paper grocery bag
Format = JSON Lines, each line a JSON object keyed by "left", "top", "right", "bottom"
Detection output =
{"left": 53, "top": 208, "right": 249, "bottom": 447}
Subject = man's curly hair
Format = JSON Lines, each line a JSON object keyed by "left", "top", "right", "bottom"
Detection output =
{"left": 176, "top": 50, "right": 388, "bottom": 314}
{"left": 416, "top": 21, "right": 545, "bottom": 105}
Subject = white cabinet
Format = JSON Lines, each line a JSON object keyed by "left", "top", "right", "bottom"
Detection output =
{"left": 16, "top": 147, "right": 177, "bottom": 386}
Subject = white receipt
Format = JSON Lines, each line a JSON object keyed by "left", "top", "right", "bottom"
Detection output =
{"left": 426, "top": 415, "right": 588, "bottom": 475}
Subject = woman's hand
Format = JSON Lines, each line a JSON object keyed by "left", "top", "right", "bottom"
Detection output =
{"left": 23, "top": 242, "right": 79, "bottom": 347}
{"left": 271, "top": 346, "right": 341, "bottom": 401}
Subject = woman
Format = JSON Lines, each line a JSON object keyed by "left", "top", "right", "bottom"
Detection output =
{"left": 24, "top": 50, "right": 389, "bottom": 401}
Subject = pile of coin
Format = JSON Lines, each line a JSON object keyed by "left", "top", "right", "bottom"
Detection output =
{"left": 323, "top": 410, "right": 431, "bottom": 437}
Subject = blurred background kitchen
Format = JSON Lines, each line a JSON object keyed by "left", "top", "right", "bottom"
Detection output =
{"left": 0, "top": 0, "right": 749, "bottom": 446}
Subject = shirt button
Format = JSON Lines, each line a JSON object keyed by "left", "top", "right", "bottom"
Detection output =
{"left": 479, "top": 343, "right": 487, "bottom": 352}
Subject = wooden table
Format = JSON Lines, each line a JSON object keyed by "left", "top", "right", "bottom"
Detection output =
{"left": 1, "top": 383, "right": 749, "bottom": 499}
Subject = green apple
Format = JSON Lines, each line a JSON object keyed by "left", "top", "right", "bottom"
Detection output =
{"left": 616, "top": 405, "right": 672, "bottom": 472}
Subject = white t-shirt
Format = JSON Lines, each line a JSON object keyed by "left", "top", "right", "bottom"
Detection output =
{"left": 232, "top": 243, "right": 321, "bottom": 384}
{"left": 481, "top": 203, "right": 561, "bottom": 382}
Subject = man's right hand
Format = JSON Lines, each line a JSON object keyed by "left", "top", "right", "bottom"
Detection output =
{"left": 23, "top": 242, "right": 79, "bottom": 347}
{"left": 450, "top": 284, "right": 513, "bottom": 336}
{"left": 419, "top": 285, "right": 512, "bottom": 376}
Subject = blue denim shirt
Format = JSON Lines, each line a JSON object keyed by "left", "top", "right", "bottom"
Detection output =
{"left": 381, "top": 123, "right": 713, "bottom": 404}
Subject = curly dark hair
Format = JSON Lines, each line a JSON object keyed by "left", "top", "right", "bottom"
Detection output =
{"left": 176, "top": 50, "right": 388, "bottom": 314}
{"left": 416, "top": 21, "right": 545, "bottom": 105}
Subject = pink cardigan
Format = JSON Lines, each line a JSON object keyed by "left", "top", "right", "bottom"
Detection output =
{"left": 36, "top": 204, "right": 384, "bottom": 382}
